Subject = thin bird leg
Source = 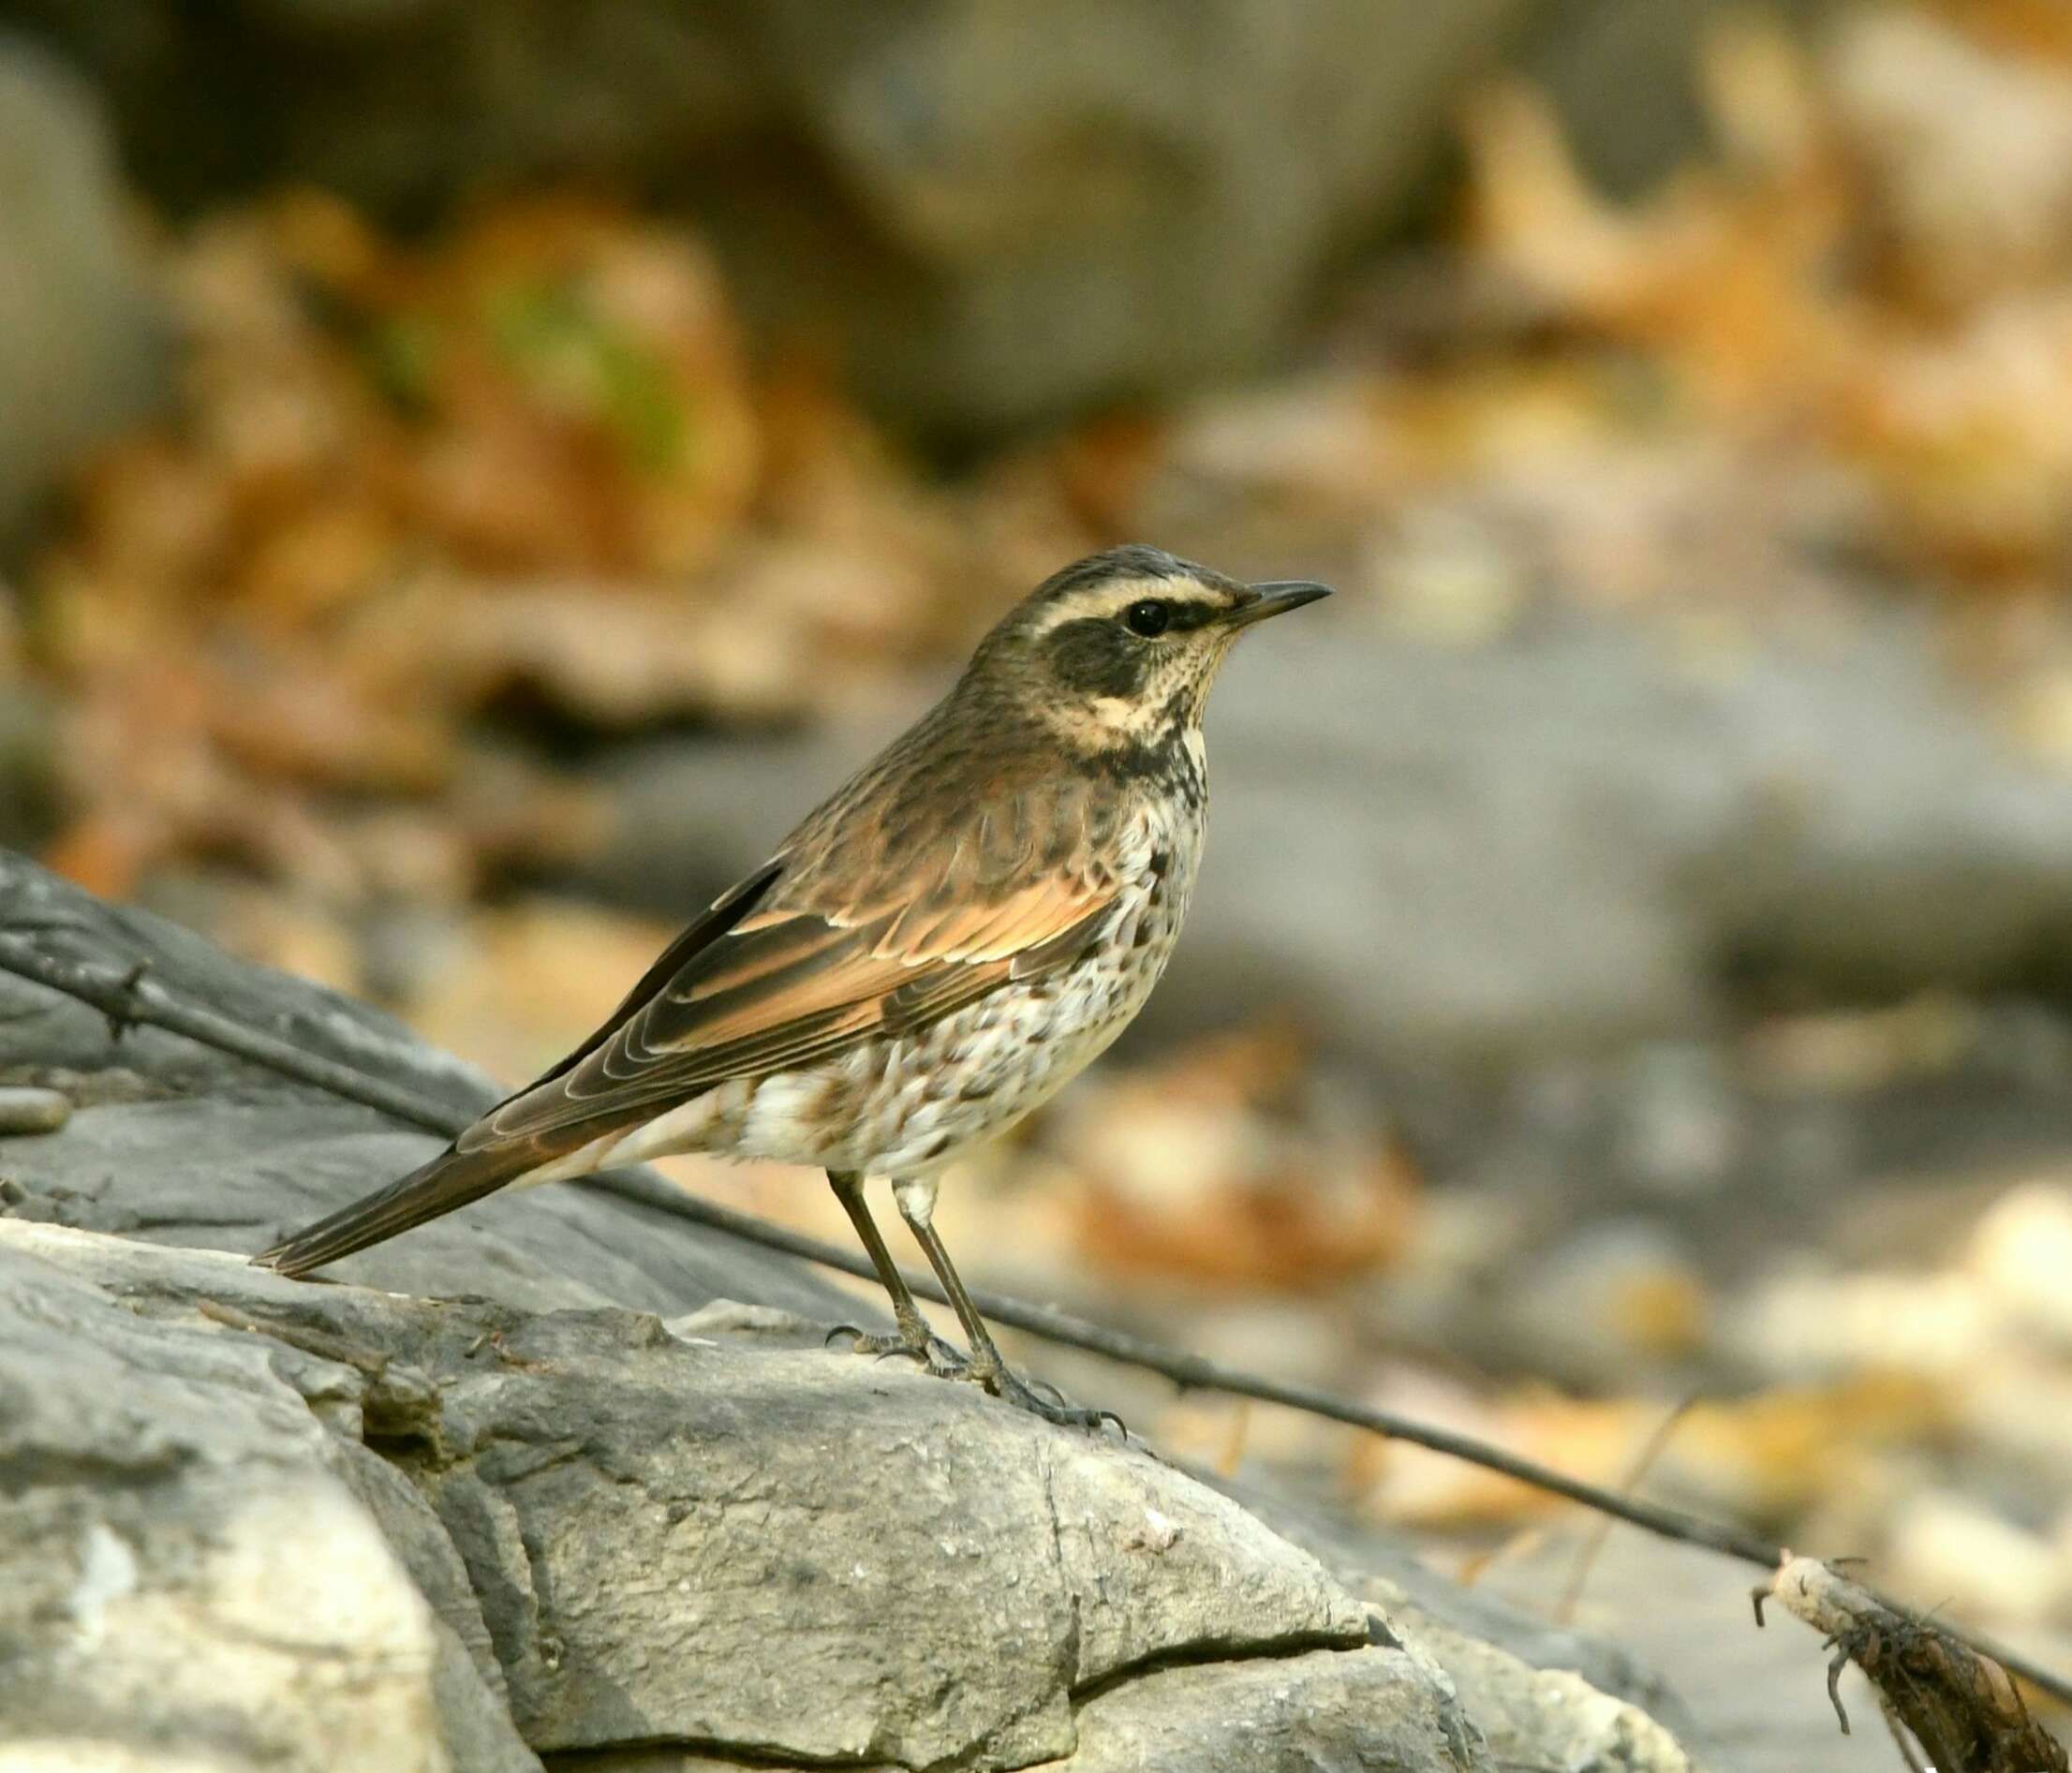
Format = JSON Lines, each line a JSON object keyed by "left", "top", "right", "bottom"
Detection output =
{"left": 892, "top": 1177, "right": 1121, "bottom": 1434}
{"left": 823, "top": 1171, "right": 967, "bottom": 1375}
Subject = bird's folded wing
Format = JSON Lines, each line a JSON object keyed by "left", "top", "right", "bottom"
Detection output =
{"left": 458, "top": 873, "right": 1117, "bottom": 1152}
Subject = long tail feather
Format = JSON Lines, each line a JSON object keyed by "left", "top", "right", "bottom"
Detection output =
{"left": 253, "top": 1141, "right": 538, "bottom": 1278}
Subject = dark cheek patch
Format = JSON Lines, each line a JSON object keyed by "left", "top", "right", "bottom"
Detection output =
{"left": 1047, "top": 617, "right": 1147, "bottom": 699}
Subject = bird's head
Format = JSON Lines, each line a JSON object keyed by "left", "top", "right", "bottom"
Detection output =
{"left": 965, "top": 545, "right": 1331, "bottom": 752}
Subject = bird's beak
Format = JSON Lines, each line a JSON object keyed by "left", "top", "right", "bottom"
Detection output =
{"left": 1223, "top": 580, "right": 1333, "bottom": 629}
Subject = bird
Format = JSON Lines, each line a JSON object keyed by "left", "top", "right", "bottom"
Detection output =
{"left": 255, "top": 544, "right": 1329, "bottom": 1424}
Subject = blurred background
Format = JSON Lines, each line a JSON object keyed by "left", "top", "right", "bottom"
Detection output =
{"left": 3, "top": 0, "right": 2071, "bottom": 1742}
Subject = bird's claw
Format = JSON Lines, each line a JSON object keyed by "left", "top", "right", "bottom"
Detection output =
{"left": 827, "top": 1323, "right": 1125, "bottom": 1434}
{"left": 976, "top": 1361, "right": 1128, "bottom": 1436}
{"left": 888, "top": 1334, "right": 972, "bottom": 1379}
{"left": 826, "top": 1321, "right": 970, "bottom": 1378}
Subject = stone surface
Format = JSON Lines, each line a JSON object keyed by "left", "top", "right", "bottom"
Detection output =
{"left": 0, "top": 31, "right": 167, "bottom": 551}
{"left": 1058, "top": 1647, "right": 1484, "bottom": 1772}
{"left": 0, "top": 1231, "right": 537, "bottom": 1773}
{"left": 1226, "top": 1475, "right": 1708, "bottom": 1772}
{"left": 718, "top": 0, "right": 1531, "bottom": 436}
{"left": 5, "top": 1220, "right": 1388, "bottom": 1771}
{"left": 0, "top": 846, "right": 1707, "bottom": 1772}
{"left": 0, "top": 1083, "right": 68, "bottom": 1132}
{"left": 5, "top": 0, "right": 1829, "bottom": 437}
{"left": 559, "top": 1651, "right": 1492, "bottom": 1773}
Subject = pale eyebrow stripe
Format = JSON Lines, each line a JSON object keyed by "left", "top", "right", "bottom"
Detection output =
{"left": 1030, "top": 578, "right": 1221, "bottom": 631}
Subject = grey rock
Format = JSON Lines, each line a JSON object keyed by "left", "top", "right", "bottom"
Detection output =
{"left": 540, "top": 1757, "right": 783, "bottom": 1773}
{"left": 0, "top": 1231, "right": 538, "bottom": 1772}
{"left": 723, "top": 0, "right": 1535, "bottom": 435}
{"left": 533, "top": 1756, "right": 764, "bottom": 1773}
{"left": 0, "top": 856, "right": 1709, "bottom": 1768}
{"left": 3, "top": 1206, "right": 1737, "bottom": 1772}
{"left": 0, "top": 840, "right": 491, "bottom": 1116}
{"left": 0, "top": 1219, "right": 1561, "bottom": 1772}
{"left": 1114, "top": 618, "right": 2072, "bottom": 1058}
{"left": 0, "top": 1083, "right": 69, "bottom": 1132}
{"left": 1369, "top": 1598, "right": 1698, "bottom": 1773}
{"left": 0, "top": 32, "right": 167, "bottom": 551}
{"left": 6, "top": 0, "right": 1827, "bottom": 437}
{"left": 1221, "top": 1473, "right": 1701, "bottom": 1734}
{"left": 1220, "top": 1475, "right": 1708, "bottom": 1772}
{"left": 414, "top": 1311, "right": 1369, "bottom": 1766}
{"left": 0, "top": 1092, "right": 866, "bottom": 1323}
{"left": 1059, "top": 1646, "right": 1487, "bottom": 1772}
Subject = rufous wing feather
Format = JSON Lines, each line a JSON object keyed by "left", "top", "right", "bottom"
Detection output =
{"left": 255, "top": 850, "right": 1117, "bottom": 1276}
{"left": 466, "top": 869, "right": 1117, "bottom": 1147}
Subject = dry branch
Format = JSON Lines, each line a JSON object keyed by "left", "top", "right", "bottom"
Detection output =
{"left": 1756, "top": 1557, "right": 2069, "bottom": 1773}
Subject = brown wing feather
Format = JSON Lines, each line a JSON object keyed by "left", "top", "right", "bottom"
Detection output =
{"left": 255, "top": 696, "right": 1132, "bottom": 1279}
{"left": 530, "top": 859, "right": 784, "bottom": 1087}
{"left": 466, "top": 870, "right": 1116, "bottom": 1149}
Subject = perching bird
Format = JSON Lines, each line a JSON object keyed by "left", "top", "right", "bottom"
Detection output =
{"left": 256, "top": 545, "right": 1328, "bottom": 1423}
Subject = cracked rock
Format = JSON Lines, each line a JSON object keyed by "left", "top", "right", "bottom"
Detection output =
{"left": 0, "top": 847, "right": 1704, "bottom": 1771}
{"left": 7, "top": 1221, "right": 1377, "bottom": 1771}
{"left": 0, "top": 1233, "right": 536, "bottom": 1773}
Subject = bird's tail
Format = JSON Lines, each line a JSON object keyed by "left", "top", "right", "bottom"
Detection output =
{"left": 253, "top": 1140, "right": 537, "bottom": 1278}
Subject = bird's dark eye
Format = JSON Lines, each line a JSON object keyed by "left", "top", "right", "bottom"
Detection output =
{"left": 1123, "top": 599, "right": 1171, "bottom": 638}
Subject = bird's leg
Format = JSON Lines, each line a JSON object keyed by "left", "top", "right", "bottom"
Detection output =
{"left": 891, "top": 1176, "right": 1121, "bottom": 1434}
{"left": 823, "top": 1170, "right": 968, "bottom": 1376}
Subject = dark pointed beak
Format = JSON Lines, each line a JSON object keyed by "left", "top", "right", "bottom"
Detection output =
{"left": 1224, "top": 580, "right": 1333, "bottom": 629}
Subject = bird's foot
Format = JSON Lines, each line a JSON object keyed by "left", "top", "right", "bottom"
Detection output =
{"left": 823, "top": 1322, "right": 970, "bottom": 1379}
{"left": 969, "top": 1355, "right": 1126, "bottom": 1436}
{"left": 825, "top": 1324, "right": 1123, "bottom": 1433}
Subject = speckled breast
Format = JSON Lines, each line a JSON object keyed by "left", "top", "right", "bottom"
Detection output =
{"left": 739, "top": 793, "right": 1202, "bottom": 1178}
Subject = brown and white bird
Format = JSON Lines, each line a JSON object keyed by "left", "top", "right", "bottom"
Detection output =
{"left": 256, "top": 545, "right": 1328, "bottom": 1422}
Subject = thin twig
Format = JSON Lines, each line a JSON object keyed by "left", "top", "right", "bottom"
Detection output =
{"left": 1553, "top": 1394, "right": 1696, "bottom": 1625}
{"left": 0, "top": 935, "right": 465, "bottom": 1135}
{"left": 4, "top": 933, "right": 2069, "bottom": 1713}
